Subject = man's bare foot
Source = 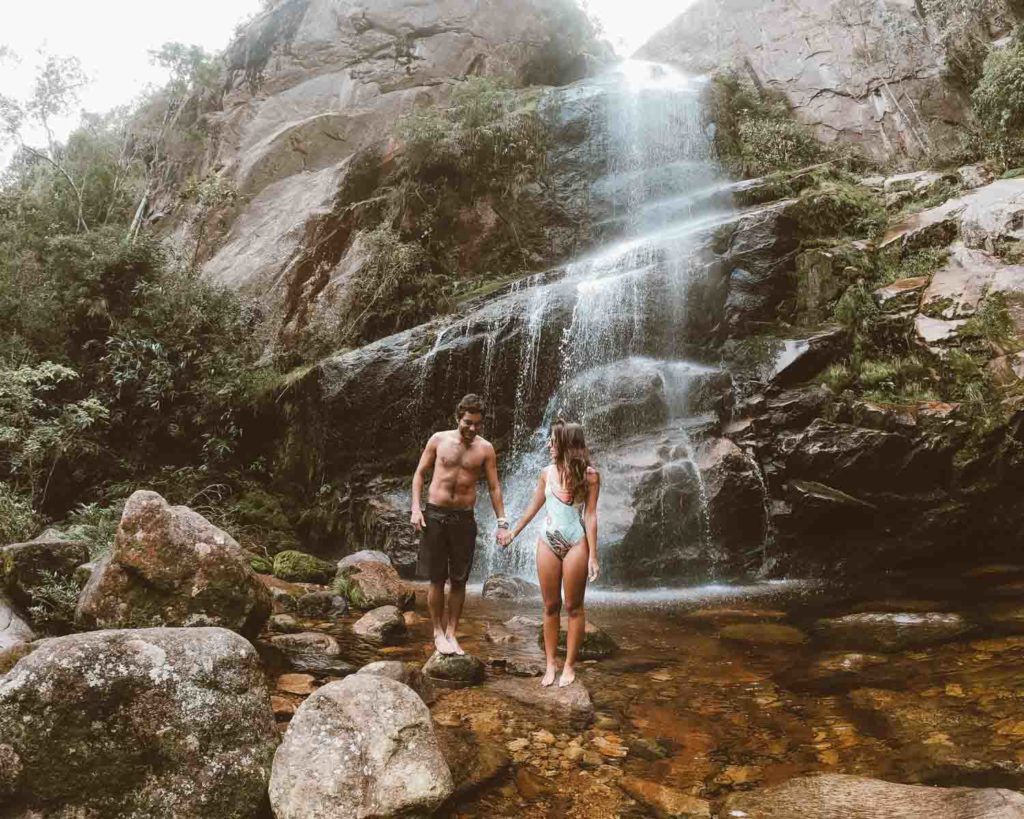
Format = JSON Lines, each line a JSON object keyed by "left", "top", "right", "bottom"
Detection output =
{"left": 445, "top": 632, "right": 465, "bottom": 655}
{"left": 541, "top": 666, "right": 557, "bottom": 687}
{"left": 558, "top": 667, "right": 576, "bottom": 687}
{"left": 434, "top": 632, "right": 454, "bottom": 655}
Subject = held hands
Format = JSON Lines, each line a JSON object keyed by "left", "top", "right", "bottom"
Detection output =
{"left": 588, "top": 559, "right": 600, "bottom": 582}
{"left": 410, "top": 509, "right": 425, "bottom": 531}
{"left": 495, "top": 525, "right": 513, "bottom": 548}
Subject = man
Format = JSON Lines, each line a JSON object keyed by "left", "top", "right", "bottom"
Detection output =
{"left": 411, "top": 394, "right": 511, "bottom": 655}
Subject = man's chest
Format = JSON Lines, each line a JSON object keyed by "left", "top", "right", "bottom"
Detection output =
{"left": 437, "top": 443, "right": 483, "bottom": 472}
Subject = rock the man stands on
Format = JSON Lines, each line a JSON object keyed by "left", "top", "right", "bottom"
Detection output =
{"left": 411, "top": 394, "right": 510, "bottom": 655}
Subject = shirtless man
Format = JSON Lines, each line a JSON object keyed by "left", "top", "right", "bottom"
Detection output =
{"left": 411, "top": 394, "right": 511, "bottom": 655}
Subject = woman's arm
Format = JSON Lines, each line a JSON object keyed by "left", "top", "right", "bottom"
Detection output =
{"left": 507, "top": 471, "right": 547, "bottom": 544}
{"left": 584, "top": 469, "right": 601, "bottom": 580}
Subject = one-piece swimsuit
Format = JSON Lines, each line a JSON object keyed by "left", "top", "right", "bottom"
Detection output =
{"left": 541, "top": 465, "right": 586, "bottom": 560}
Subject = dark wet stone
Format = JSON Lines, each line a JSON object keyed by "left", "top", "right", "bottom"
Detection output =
{"left": 268, "top": 613, "right": 302, "bottom": 633}
{"left": 721, "top": 774, "right": 1024, "bottom": 818}
{"left": 814, "top": 612, "right": 971, "bottom": 651}
{"left": 295, "top": 590, "right": 348, "bottom": 618}
{"left": 979, "top": 603, "right": 1024, "bottom": 634}
{"left": 435, "top": 724, "right": 510, "bottom": 799}
{"left": 481, "top": 574, "right": 540, "bottom": 600}
{"left": 423, "top": 652, "right": 486, "bottom": 688}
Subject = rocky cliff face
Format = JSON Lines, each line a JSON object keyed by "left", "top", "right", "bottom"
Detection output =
{"left": 637, "top": 0, "right": 1023, "bottom": 164}
{"left": 162, "top": 0, "right": 607, "bottom": 345}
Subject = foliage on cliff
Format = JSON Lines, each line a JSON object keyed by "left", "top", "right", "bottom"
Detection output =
{"left": 973, "top": 35, "right": 1024, "bottom": 167}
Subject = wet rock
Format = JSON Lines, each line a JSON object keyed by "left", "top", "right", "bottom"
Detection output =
{"left": 352, "top": 605, "right": 407, "bottom": 645}
{"left": 481, "top": 573, "right": 541, "bottom": 600}
{"left": 769, "top": 329, "right": 846, "bottom": 387}
{"left": 295, "top": 590, "right": 348, "bottom": 618}
{"left": 354, "top": 496, "right": 421, "bottom": 577}
{"left": 272, "top": 550, "right": 336, "bottom": 584}
{"left": 851, "top": 599, "right": 946, "bottom": 614}
{"left": 487, "top": 676, "right": 594, "bottom": 727}
{"left": 75, "top": 491, "right": 271, "bottom": 638}
{"left": 794, "top": 652, "right": 893, "bottom": 691}
{"left": 436, "top": 724, "right": 510, "bottom": 800}
{"left": 268, "top": 613, "right": 302, "bottom": 633}
{"left": 336, "top": 549, "right": 392, "bottom": 572}
{"left": 423, "top": 651, "right": 486, "bottom": 688}
{"left": 0, "top": 534, "right": 89, "bottom": 610}
{"left": 277, "top": 673, "right": 317, "bottom": 696}
{"left": 693, "top": 438, "right": 769, "bottom": 563}
{"left": 536, "top": 618, "right": 617, "bottom": 660}
{"left": 620, "top": 775, "right": 711, "bottom": 818}
{"left": 814, "top": 612, "right": 971, "bottom": 652}
{"left": 721, "top": 774, "right": 1024, "bottom": 819}
{"left": 335, "top": 560, "right": 414, "bottom": 610}
{"left": 262, "top": 632, "right": 356, "bottom": 678}
{"left": 720, "top": 623, "right": 807, "bottom": 646}
{"left": 505, "top": 657, "right": 546, "bottom": 677}
{"left": 875, "top": 276, "right": 930, "bottom": 312}
{"left": 680, "top": 607, "right": 786, "bottom": 623}
{"left": 269, "top": 675, "right": 453, "bottom": 818}
{"left": 356, "top": 660, "right": 437, "bottom": 705}
{"left": 959, "top": 164, "right": 995, "bottom": 190}
{"left": 847, "top": 688, "right": 1017, "bottom": 784}
{"left": 921, "top": 243, "right": 1001, "bottom": 320}
{"left": 485, "top": 622, "right": 517, "bottom": 644}
{"left": 786, "top": 479, "right": 876, "bottom": 533}
{"left": 0, "top": 627, "right": 278, "bottom": 818}
{"left": 978, "top": 603, "right": 1024, "bottom": 635}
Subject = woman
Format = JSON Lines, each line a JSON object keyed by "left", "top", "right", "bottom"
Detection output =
{"left": 506, "top": 420, "right": 600, "bottom": 687}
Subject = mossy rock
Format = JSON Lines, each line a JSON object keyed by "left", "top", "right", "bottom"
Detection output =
{"left": 788, "top": 180, "right": 887, "bottom": 241}
{"left": 272, "top": 550, "right": 335, "bottom": 584}
{"left": 249, "top": 554, "right": 274, "bottom": 575}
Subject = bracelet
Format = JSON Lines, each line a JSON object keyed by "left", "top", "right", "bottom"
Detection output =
{"left": 496, "top": 518, "right": 510, "bottom": 529}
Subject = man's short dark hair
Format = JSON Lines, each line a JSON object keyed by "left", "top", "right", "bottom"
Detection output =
{"left": 456, "top": 393, "right": 485, "bottom": 420}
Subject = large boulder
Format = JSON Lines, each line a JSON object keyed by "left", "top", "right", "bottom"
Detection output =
{"left": 335, "top": 560, "right": 414, "bottom": 610}
{"left": 272, "top": 550, "right": 336, "bottom": 584}
{"left": 269, "top": 674, "right": 453, "bottom": 819}
{"left": 481, "top": 574, "right": 540, "bottom": 600}
{"left": 0, "top": 627, "right": 278, "bottom": 818}
{"left": 75, "top": 491, "right": 272, "bottom": 637}
{"left": 720, "top": 774, "right": 1024, "bottom": 819}
{"left": 356, "top": 659, "right": 437, "bottom": 705}
{"left": 188, "top": 0, "right": 606, "bottom": 342}
{"left": 0, "top": 597, "right": 33, "bottom": 666}
{"left": 0, "top": 533, "right": 88, "bottom": 610}
{"left": 423, "top": 651, "right": 486, "bottom": 688}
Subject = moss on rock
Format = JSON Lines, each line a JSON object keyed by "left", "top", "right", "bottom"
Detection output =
{"left": 272, "top": 550, "right": 335, "bottom": 584}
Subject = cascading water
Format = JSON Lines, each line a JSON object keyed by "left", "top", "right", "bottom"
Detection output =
{"left": 469, "top": 59, "right": 739, "bottom": 582}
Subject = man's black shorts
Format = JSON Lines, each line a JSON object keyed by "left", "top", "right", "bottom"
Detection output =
{"left": 417, "top": 503, "right": 477, "bottom": 584}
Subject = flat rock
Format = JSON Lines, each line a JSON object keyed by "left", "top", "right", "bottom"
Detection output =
{"left": 814, "top": 612, "right": 971, "bottom": 651}
{"left": 0, "top": 627, "right": 277, "bottom": 818}
{"left": 915, "top": 313, "right": 965, "bottom": 345}
{"left": 481, "top": 573, "right": 541, "bottom": 600}
{"left": 487, "top": 676, "right": 594, "bottom": 727}
{"left": 851, "top": 599, "right": 946, "bottom": 613}
{"left": 269, "top": 675, "right": 453, "bottom": 819}
{"left": 352, "top": 605, "right": 407, "bottom": 645}
{"left": 619, "top": 775, "right": 711, "bottom": 818}
{"left": 75, "top": 490, "right": 271, "bottom": 637}
{"left": 337, "top": 550, "right": 392, "bottom": 571}
{"left": 921, "top": 242, "right": 1000, "bottom": 319}
{"left": 720, "top": 623, "right": 808, "bottom": 646}
{"left": 423, "top": 651, "right": 486, "bottom": 688}
{"left": 356, "top": 660, "right": 437, "bottom": 705}
{"left": 875, "top": 276, "right": 929, "bottom": 312}
{"left": 721, "top": 774, "right": 1024, "bottom": 819}
{"left": 277, "top": 673, "right": 317, "bottom": 696}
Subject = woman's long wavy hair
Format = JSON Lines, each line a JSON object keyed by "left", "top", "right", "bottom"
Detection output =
{"left": 551, "top": 419, "right": 592, "bottom": 503}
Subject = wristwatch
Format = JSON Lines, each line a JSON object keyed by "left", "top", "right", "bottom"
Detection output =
{"left": 496, "top": 517, "right": 510, "bottom": 529}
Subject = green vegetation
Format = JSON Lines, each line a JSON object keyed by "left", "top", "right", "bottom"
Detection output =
{"left": 0, "top": 483, "right": 39, "bottom": 544}
{"left": 272, "top": 549, "right": 336, "bottom": 584}
{"left": 25, "top": 569, "right": 82, "bottom": 634}
{"left": 972, "top": 36, "right": 1024, "bottom": 168}
{"left": 880, "top": 246, "right": 949, "bottom": 283}
{"left": 788, "top": 178, "right": 888, "bottom": 241}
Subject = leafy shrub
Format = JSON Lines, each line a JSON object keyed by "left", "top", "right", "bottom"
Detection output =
{"left": 60, "top": 500, "right": 123, "bottom": 559}
{"left": 0, "top": 482, "right": 39, "bottom": 545}
{"left": 703, "top": 72, "right": 827, "bottom": 178}
{"left": 880, "top": 246, "right": 949, "bottom": 283}
{"left": 26, "top": 569, "right": 82, "bottom": 634}
{"left": 789, "top": 180, "right": 887, "bottom": 241}
{"left": 973, "top": 38, "right": 1024, "bottom": 167}
{"left": 960, "top": 292, "right": 1018, "bottom": 349}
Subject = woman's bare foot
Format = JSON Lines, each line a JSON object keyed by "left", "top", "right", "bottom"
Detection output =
{"left": 541, "top": 666, "right": 557, "bottom": 687}
{"left": 558, "top": 666, "right": 576, "bottom": 687}
{"left": 434, "top": 632, "right": 454, "bottom": 655}
{"left": 445, "top": 631, "right": 466, "bottom": 655}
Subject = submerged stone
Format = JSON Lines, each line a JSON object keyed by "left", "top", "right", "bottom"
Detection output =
{"left": 487, "top": 676, "right": 594, "bottom": 727}
{"left": 814, "top": 612, "right": 971, "bottom": 651}
{"left": 720, "top": 623, "right": 808, "bottom": 646}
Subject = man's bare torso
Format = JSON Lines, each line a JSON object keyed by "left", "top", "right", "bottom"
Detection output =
{"left": 428, "top": 430, "right": 491, "bottom": 510}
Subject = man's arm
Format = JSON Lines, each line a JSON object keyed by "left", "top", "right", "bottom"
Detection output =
{"left": 410, "top": 434, "right": 438, "bottom": 530}
{"left": 483, "top": 443, "right": 510, "bottom": 545}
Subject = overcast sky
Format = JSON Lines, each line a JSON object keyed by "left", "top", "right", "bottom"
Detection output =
{"left": 0, "top": 0, "right": 691, "bottom": 162}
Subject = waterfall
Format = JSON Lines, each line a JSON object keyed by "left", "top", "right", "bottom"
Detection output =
{"left": 470, "top": 59, "right": 738, "bottom": 582}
